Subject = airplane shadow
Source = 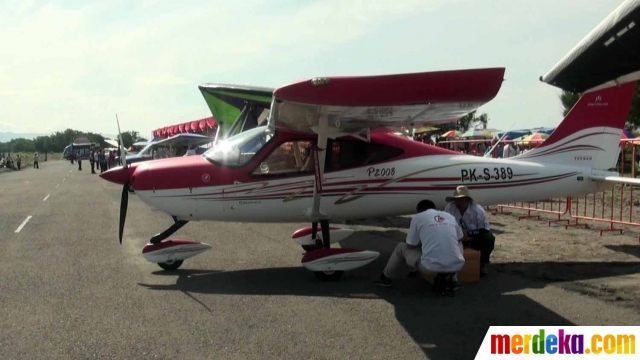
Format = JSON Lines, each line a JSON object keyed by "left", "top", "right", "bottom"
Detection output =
{"left": 136, "top": 230, "right": 640, "bottom": 359}
{"left": 343, "top": 216, "right": 412, "bottom": 229}
{"left": 604, "top": 245, "right": 640, "bottom": 259}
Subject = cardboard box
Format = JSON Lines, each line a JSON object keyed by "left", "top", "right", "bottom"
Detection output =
{"left": 458, "top": 248, "right": 481, "bottom": 283}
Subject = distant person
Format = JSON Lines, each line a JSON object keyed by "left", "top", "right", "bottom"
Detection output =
{"left": 90, "top": 150, "right": 96, "bottom": 174}
{"left": 373, "top": 200, "right": 465, "bottom": 287}
{"left": 77, "top": 152, "right": 82, "bottom": 171}
{"left": 108, "top": 151, "right": 115, "bottom": 169}
{"left": 16, "top": 154, "right": 21, "bottom": 170}
{"left": 33, "top": 152, "right": 39, "bottom": 169}
{"left": 185, "top": 146, "right": 196, "bottom": 156}
{"left": 444, "top": 186, "right": 495, "bottom": 276}
{"left": 99, "top": 151, "right": 107, "bottom": 173}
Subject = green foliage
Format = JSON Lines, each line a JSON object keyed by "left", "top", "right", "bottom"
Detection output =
{"left": 560, "top": 84, "right": 640, "bottom": 130}
{"left": 0, "top": 129, "right": 143, "bottom": 153}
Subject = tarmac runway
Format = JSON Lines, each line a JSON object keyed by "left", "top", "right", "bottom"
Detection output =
{"left": 1, "top": 160, "right": 640, "bottom": 360}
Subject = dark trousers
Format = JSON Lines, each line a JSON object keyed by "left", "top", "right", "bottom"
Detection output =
{"left": 463, "top": 230, "right": 495, "bottom": 265}
{"left": 78, "top": 159, "right": 82, "bottom": 170}
{"left": 34, "top": 161, "right": 38, "bottom": 169}
{"left": 90, "top": 161, "right": 95, "bottom": 173}
{"left": 17, "top": 163, "right": 21, "bottom": 170}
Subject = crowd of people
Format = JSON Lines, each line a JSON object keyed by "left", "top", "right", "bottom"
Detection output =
{"left": 70, "top": 149, "right": 120, "bottom": 174}
{"left": 0, "top": 152, "right": 40, "bottom": 171}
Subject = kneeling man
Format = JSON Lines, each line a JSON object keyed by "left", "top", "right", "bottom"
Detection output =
{"left": 374, "top": 200, "right": 465, "bottom": 287}
{"left": 444, "top": 186, "right": 495, "bottom": 276}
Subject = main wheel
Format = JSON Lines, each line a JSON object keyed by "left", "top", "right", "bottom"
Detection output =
{"left": 157, "top": 260, "right": 183, "bottom": 271}
{"left": 302, "top": 244, "right": 322, "bottom": 252}
{"left": 314, "top": 271, "right": 344, "bottom": 281}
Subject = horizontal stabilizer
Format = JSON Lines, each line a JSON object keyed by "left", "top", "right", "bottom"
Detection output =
{"left": 589, "top": 174, "right": 640, "bottom": 185}
{"left": 270, "top": 68, "right": 505, "bottom": 134}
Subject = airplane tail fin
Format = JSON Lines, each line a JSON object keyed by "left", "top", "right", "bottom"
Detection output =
{"left": 516, "top": 81, "right": 637, "bottom": 170}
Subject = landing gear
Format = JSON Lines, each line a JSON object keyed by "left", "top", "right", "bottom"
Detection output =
{"left": 302, "top": 224, "right": 323, "bottom": 252}
{"left": 302, "top": 244, "right": 322, "bottom": 252}
{"left": 158, "top": 260, "right": 183, "bottom": 271}
{"left": 310, "top": 220, "right": 344, "bottom": 282}
{"left": 314, "top": 270, "right": 344, "bottom": 281}
{"left": 301, "top": 220, "right": 381, "bottom": 281}
{"left": 150, "top": 216, "right": 189, "bottom": 244}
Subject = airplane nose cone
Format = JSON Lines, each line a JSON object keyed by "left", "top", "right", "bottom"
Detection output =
{"left": 99, "top": 164, "right": 138, "bottom": 185}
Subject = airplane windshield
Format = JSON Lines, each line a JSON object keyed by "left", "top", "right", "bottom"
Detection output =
{"left": 203, "top": 125, "right": 272, "bottom": 166}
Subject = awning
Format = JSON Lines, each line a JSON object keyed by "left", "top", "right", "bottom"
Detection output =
{"left": 152, "top": 116, "right": 217, "bottom": 139}
{"left": 540, "top": 0, "right": 640, "bottom": 93}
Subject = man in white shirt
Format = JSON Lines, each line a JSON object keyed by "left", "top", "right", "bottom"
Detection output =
{"left": 502, "top": 143, "right": 513, "bottom": 158}
{"left": 444, "top": 186, "right": 495, "bottom": 276}
{"left": 374, "top": 200, "right": 465, "bottom": 287}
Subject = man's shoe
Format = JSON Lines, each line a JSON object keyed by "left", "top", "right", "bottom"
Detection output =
{"left": 481, "top": 264, "right": 489, "bottom": 277}
{"left": 452, "top": 281, "right": 462, "bottom": 291}
{"left": 373, "top": 274, "right": 393, "bottom": 287}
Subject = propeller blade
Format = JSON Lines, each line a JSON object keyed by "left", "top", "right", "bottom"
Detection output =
{"left": 119, "top": 183, "right": 129, "bottom": 244}
{"left": 116, "top": 113, "right": 127, "bottom": 166}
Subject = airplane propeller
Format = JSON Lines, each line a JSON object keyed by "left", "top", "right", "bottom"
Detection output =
{"left": 119, "top": 181, "right": 128, "bottom": 244}
{"left": 116, "top": 113, "right": 129, "bottom": 244}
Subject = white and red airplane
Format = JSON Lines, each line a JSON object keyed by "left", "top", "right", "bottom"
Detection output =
{"left": 101, "top": 0, "right": 640, "bottom": 280}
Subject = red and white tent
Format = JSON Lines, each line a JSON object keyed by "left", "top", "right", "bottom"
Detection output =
{"left": 152, "top": 117, "right": 217, "bottom": 139}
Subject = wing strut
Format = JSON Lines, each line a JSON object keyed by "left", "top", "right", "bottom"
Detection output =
{"left": 308, "top": 114, "right": 330, "bottom": 221}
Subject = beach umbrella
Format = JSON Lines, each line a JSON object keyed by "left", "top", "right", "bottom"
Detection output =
{"left": 520, "top": 133, "right": 549, "bottom": 145}
{"left": 441, "top": 130, "right": 460, "bottom": 138}
{"left": 461, "top": 129, "right": 492, "bottom": 138}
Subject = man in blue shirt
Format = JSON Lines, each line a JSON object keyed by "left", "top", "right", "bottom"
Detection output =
{"left": 444, "top": 186, "right": 495, "bottom": 276}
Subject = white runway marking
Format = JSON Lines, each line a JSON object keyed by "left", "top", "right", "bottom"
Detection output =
{"left": 55, "top": 184, "right": 60, "bottom": 189}
{"left": 15, "top": 216, "right": 32, "bottom": 233}
{"left": 43, "top": 194, "right": 50, "bottom": 202}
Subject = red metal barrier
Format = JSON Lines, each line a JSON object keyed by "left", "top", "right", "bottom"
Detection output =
{"left": 489, "top": 198, "right": 570, "bottom": 226}
{"left": 458, "top": 138, "right": 640, "bottom": 241}
{"left": 566, "top": 183, "right": 640, "bottom": 240}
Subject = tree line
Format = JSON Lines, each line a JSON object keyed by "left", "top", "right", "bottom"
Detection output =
{"left": 0, "top": 129, "right": 147, "bottom": 153}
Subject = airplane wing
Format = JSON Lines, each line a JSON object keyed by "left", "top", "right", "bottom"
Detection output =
{"left": 198, "top": 83, "right": 273, "bottom": 139}
{"left": 589, "top": 174, "right": 640, "bottom": 185}
{"left": 540, "top": 0, "right": 640, "bottom": 93}
{"left": 268, "top": 68, "right": 505, "bottom": 135}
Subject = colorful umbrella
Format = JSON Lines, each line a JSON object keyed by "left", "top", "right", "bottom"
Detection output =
{"left": 520, "top": 133, "right": 549, "bottom": 145}
{"left": 461, "top": 129, "right": 492, "bottom": 138}
{"left": 441, "top": 130, "right": 460, "bottom": 138}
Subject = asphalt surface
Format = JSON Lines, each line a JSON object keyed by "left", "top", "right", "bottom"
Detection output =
{"left": 1, "top": 160, "right": 640, "bottom": 360}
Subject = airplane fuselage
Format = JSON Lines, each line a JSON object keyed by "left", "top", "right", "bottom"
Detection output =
{"left": 134, "top": 151, "right": 610, "bottom": 223}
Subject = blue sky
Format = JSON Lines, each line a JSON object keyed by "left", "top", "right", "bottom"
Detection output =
{"left": 0, "top": 0, "right": 625, "bottom": 138}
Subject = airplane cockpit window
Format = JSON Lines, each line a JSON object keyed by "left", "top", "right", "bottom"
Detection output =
{"left": 327, "top": 139, "right": 403, "bottom": 171}
{"left": 203, "top": 126, "right": 272, "bottom": 167}
{"left": 251, "top": 140, "right": 314, "bottom": 177}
